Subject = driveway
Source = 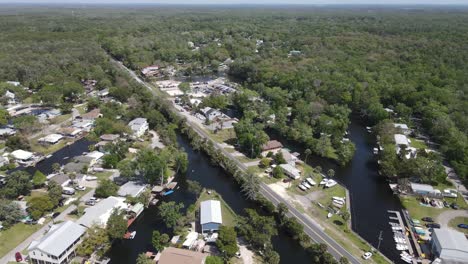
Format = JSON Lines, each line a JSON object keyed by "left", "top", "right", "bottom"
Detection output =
{"left": 437, "top": 209, "right": 468, "bottom": 229}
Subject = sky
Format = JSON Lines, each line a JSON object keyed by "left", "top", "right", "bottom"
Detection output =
{"left": 0, "top": 0, "right": 467, "bottom": 5}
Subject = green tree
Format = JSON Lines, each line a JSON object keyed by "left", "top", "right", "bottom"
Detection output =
{"left": 0, "top": 171, "right": 32, "bottom": 199}
{"left": 237, "top": 209, "right": 277, "bottom": 249}
{"left": 0, "top": 108, "right": 9, "bottom": 126}
{"left": 304, "top": 148, "right": 312, "bottom": 164}
{"left": 6, "top": 135, "right": 30, "bottom": 150}
{"left": 76, "top": 226, "right": 110, "bottom": 257}
{"left": 117, "top": 159, "right": 135, "bottom": 178}
{"left": 327, "top": 169, "right": 335, "bottom": 178}
{"left": 274, "top": 152, "right": 286, "bottom": 164}
{"left": 52, "top": 163, "right": 61, "bottom": 173}
{"left": 32, "top": 170, "right": 47, "bottom": 187}
{"left": 136, "top": 253, "right": 153, "bottom": 264}
{"left": 106, "top": 209, "right": 127, "bottom": 241}
{"left": 241, "top": 171, "right": 260, "bottom": 200}
{"left": 339, "top": 257, "right": 350, "bottom": 264}
{"left": 174, "top": 150, "right": 188, "bottom": 175}
{"left": 151, "top": 230, "right": 170, "bottom": 252}
{"left": 95, "top": 179, "right": 119, "bottom": 198}
{"left": 27, "top": 195, "right": 54, "bottom": 220}
{"left": 216, "top": 225, "right": 239, "bottom": 260}
{"left": 157, "top": 201, "right": 184, "bottom": 228}
{"left": 259, "top": 157, "right": 271, "bottom": 168}
{"left": 0, "top": 200, "right": 24, "bottom": 228}
{"left": 272, "top": 166, "right": 284, "bottom": 179}
{"left": 47, "top": 181, "right": 63, "bottom": 207}
{"left": 103, "top": 154, "right": 119, "bottom": 169}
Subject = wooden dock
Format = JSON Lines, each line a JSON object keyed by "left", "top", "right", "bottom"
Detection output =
{"left": 388, "top": 210, "right": 417, "bottom": 264}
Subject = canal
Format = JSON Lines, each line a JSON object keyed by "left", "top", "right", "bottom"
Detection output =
{"left": 107, "top": 134, "right": 313, "bottom": 264}
{"left": 269, "top": 118, "right": 404, "bottom": 263}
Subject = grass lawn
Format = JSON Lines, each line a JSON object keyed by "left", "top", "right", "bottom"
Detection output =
{"left": 198, "top": 190, "right": 237, "bottom": 227}
{"left": 400, "top": 193, "right": 467, "bottom": 221}
{"left": 236, "top": 155, "right": 259, "bottom": 164}
{"left": 449, "top": 217, "right": 468, "bottom": 234}
{"left": 209, "top": 128, "right": 236, "bottom": 143}
{"left": 409, "top": 137, "right": 428, "bottom": 149}
{"left": 94, "top": 171, "right": 113, "bottom": 181}
{"left": 0, "top": 223, "right": 43, "bottom": 258}
{"left": 76, "top": 104, "right": 87, "bottom": 115}
{"left": 50, "top": 114, "right": 72, "bottom": 125}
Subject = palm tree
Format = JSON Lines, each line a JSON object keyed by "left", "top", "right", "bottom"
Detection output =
{"left": 241, "top": 172, "right": 260, "bottom": 201}
{"left": 327, "top": 169, "right": 335, "bottom": 178}
{"left": 304, "top": 148, "right": 312, "bottom": 164}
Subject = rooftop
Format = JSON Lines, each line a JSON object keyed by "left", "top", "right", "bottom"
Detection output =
{"left": 77, "top": 196, "right": 127, "bottom": 228}
{"left": 394, "top": 134, "right": 409, "bottom": 146}
{"left": 433, "top": 228, "right": 468, "bottom": 262}
{"left": 262, "top": 140, "right": 283, "bottom": 151}
{"left": 100, "top": 134, "right": 120, "bottom": 141}
{"left": 80, "top": 108, "right": 101, "bottom": 120}
{"left": 39, "top": 133, "right": 63, "bottom": 144}
{"left": 117, "top": 181, "right": 147, "bottom": 198}
{"left": 28, "top": 221, "right": 86, "bottom": 257}
{"left": 200, "top": 200, "right": 222, "bottom": 225}
{"left": 11, "top": 149, "right": 33, "bottom": 160}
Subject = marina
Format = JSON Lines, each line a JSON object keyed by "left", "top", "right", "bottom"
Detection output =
{"left": 387, "top": 210, "right": 416, "bottom": 264}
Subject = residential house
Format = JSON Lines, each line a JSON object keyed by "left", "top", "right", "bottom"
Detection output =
{"left": 38, "top": 134, "right": 64, "bottom": 144}
{"left": 158, "top": 247, "right": 207, "bottom": 264}
{"left": 201, "top": 107, "right": 223, "bottom": 122}
{"left": 261, "top": 140, "right": 283, "bottom": 157}
{"left": 141, "top": 65, "right": 160, "bottom": 77}
{"left": 11, "top": 149, "right": 34, "bottom": 162}
{"left": 117, "top": 181, "right": 147, "bottom": 198}
{"left": 0, "top": 156, "right": 9, "bottom": 167}
{"left": 100, "top": 134, "right": 120, "bottom": 142}
{"left": 4, "top": 90, "right": 16, "bottom": 104}
{"left": 48, "top": 174, "right": 70, "bottom": 187}
{"left": 58, "top": 127, "right": 82, "bottom": 138}
{"left": 63, "top": 156, "right": 94, "bottom": 173}
{"left": 28, "top": 221, "right": 86, "bottom": 264}
{"left": 200, "top": 200, "right": 222, "bottom": 233}
{"left": 280, "top": 149, "right": 298, "bottom": 166}
{"left": 77, "top": 196, "right": 128, "bottom": 228}
{"left": 394, "top": 123, "right": 411, "bottom": 135}
{"left": 80, "top": 108, "right": 102, "bottom": 121}
{"left": 394, "top": 134, "right": 417, "bottom": 159}
{"left": 128, "top": 118, "right": 148, "bottom": 137}
{"left": 97, "top": 88, "right": 109, "bottom": 98}
{"left": 431, "top": 228, "right": 468, "bottom": 263}
{"left": 279, "top": 163, "right": 301, "bottom": 180}
{"left": 85, "top": 151, "right": 105, "bottom": 165}
{"left": 0, "top": 127, "right": 16, "bottom": 138}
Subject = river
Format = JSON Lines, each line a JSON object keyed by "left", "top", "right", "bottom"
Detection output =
{"left": 269, "top": 118, "right": 404, "bottom": 263}
{"left": 107, "top": 134, "right": 313, "bottom": 264}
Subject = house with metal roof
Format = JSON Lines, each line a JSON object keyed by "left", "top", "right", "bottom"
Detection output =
{"left": 200, "top": 200, "right": 222, "bottom": 233}
{"left": 117, "top": 181, "right": 147, "bottom": 198}
{"left": 431, "top": 228, "right": 468, "bottom": 263}
{"left": 38, "top": 134, "right": 64, "bottom": 144}
{"left": 77, "top": 196, "right": 128, "bottom": 228}
{"left": 128, "top": 118, "right": 148, "bottom": 137}
{"left": 27, "top": 221, "right": 86, "bottom": 264}
{"left": 279, "top": 163, "right": 301, "bottom": 180}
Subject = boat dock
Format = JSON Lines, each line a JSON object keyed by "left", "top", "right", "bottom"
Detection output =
{"left": 388, "top": 210, "right": 417, "bottom": 264}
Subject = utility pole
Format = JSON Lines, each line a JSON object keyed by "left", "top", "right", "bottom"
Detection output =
{"left": 377, "top": 230, "right": 383, "bottom": 251}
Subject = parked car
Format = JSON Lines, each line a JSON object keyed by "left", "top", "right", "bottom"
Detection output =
{"left": 451, "top": 203, "right": 459, "bottom": 210}
{"left": 15, "top": 252, "right": 22, "bottom": 262}
{"left": 75, "top": 185, "right": 86, "bottom": 191}
{"left": 25, "top": 219, "right": 37, "bottom": 225}
{"left": 362, "top": 252, "right": 372, "bottom": 260}
{"left": 58, "top": 197, "right": 67, "bottom": 207}
{"left": 52, "top": 212, "right": 60, "bottom": 219}
{"left": 426, "top": 223, "right": 441, "bottom": 229}
{"left": 458, "top": 224, "right": 468, "bottom": 229}
{"left": 282, "top": 178, "right": 292, "bottom": 183}
{"left": 62, "top": 187, "right": 75, "bottom": 195}
{"left": 443, "top": 201, "right": 449, "bottom": 208}
{"left": 422, "top": 217, "right": 434, "bottom": 222}
{"left": 85, "top": 200, "right": 96, "bottom": 206}
{"left": 114, "top": 176, "right": 129, "bottom": 186}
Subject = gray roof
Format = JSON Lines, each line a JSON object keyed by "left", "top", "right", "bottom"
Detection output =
{"left": 433, "top": 228, "right": 468, "bottom": 262}
{"left": 77, "top": 196, "right": 127, "bottom": 227}
{"left": 49, "top": 174, "right": 69, "bottom": 185}
{"left": 410, "top": 183, "right": 434, "bottom": 193}
{"left": 200, "top": 200, "right": 222, "bottom": 225}
{"left": 28, "top": 221, "right": 86, "bottom": 257}
{"left": 117, "top": 181, "right": 147, "bottom": 198}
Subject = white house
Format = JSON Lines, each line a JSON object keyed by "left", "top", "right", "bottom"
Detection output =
{"left": 28, "top": 221, "right": 86, "bottom": 264}
{"left": 77, "top": 196, "right": 128, "bottom": 228}
{"left": 200, "top": 200, "right": 222, "bottom": 233}
{"left": 11, "top": 149, "right": 34, "bottom": 161}
{"left": 394, "top": 123, "right": 411, "bottom": 135}
{"left": 279, "top": 163, "right": 301, "bottom": 180}
{"left": 200, "top": 107, "right": 223, "bottom": 122}
{"left": 38, "top": 134, "right": 64, "bottom": 144}
{"left": 128, "top": 118, "right": 149, "bottom": 137}
{"left": 394, "top": 134, "right": 417, "bottom": 159}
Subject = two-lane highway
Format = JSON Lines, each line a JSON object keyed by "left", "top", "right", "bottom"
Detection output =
{"left": 111, "top": 58, "right": 363, "bottom": 264}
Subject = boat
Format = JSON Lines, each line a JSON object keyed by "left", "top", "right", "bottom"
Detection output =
{"left": 325, "top": 179, "right": 337, "bottom": 188}
{"left": 124, "top": 231, "right": 136, "bottom": 239}
{"left": 332, "top": 202, "right": 343, "bottom": 208}
{"left": 163, "top": 190, "right": 174, "bottom": 196}
{"left": 332, "top": 197, "right": 345, "bottom": 202}
{"left": 298, "top": 184, "right": 307, "bottom": 191}
{"left": 306, "top": 178, "right": 316, "bottom": 186}
{"left": 373, "top": 148, "right": 378, "bottom": 154}
{"left": 333, "top": 199, "right": 344, "bottom": 206}
{"left": 317, "top": 202, "right": 325, "bottom": 208}
{"left": 327, "top": 212, "right": 333, "bottom": 218}
{"left": 319, "top": 179, "right": 328, "bottom": 185}
{"left": 302, "top": 182, "right": 311, "bottom": 189}
{"left": 45, "top": 154, "right": 52, "bottom": 158}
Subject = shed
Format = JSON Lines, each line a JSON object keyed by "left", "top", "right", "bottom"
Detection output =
{"left": 200, "top": 200, "right": 222, "bottom": 233}
{"left": 410, "top": 183, "right": 435, "bottom": 195}
{"left": 431, "top": 228, "right": 468, "bottom": 263}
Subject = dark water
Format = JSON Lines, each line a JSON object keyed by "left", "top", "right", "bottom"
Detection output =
{"left": 10, "top": 138, "right": 94, "bottom": 175}
{"left": 108, "top": 134, "right": 312, "bottom": 264}
{"left": 269, "top": 119, "right": 403, "bottom": 263}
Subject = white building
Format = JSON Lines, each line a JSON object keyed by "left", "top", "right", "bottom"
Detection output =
{"left": 77, "top": 196, "right": 128, "bottom": 228}
{"left": 128, "top": 118, "right": 148, "bottom": 137}
{"left": 200, "top": 107, "right": 223, "bottom": 122}
{"left": 38, "top": 134, "right": 64, "bottom": 144}
{"left": 431, "top": 228, "right": 468, "bottom": 263}
{"left": 394, "top": 134, "right": 417, "bottom": 159}
{"left": 394, "top": 123, "right": 411, "bottom": 135}
{"left": 279, "top": 163, "right": 301, "bottom": 180}
{"left": 11, "top": 149, "right": 34, "bottom": 161}
{"left": 200, "top": 200, "right": 222, "bottom": 233}
{"left": 28, "top": 221, "right": 86, "bottom": 264}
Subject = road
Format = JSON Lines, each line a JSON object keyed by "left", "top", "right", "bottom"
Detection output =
{"left": 113, "top": 59, "right": 362, "bottom": 264}
{"left": 437, "top": 209, "right": 468, "bottom": 229}
{"left": 0, "top": 190, "right": 95, "bottom": 263}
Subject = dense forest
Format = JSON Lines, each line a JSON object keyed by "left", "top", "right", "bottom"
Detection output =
{"left": 0, "top": 6, "right": 467, "bottom": 183}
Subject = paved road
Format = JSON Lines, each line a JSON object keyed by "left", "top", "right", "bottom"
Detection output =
{"left": 0, "top": 190, "right": 94, "bottom": 263}
{"left": 445, "top": 166, "right": 468, "bottom": 204}
{"left": 113, "top": 59, "right": 362, "bottom": 264}
{"left": 437, "top": 209, "right": 468, "bottom": 229}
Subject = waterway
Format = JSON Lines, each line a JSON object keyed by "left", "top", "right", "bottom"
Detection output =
{"left": 269, "top": 118, "right": 404, "bottom": 263}
{"left": 107, "top": 134, "right": 312, "bottom": 264}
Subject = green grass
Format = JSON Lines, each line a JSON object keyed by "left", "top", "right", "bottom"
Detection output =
{"left": 198, "top": 190, "right": 237, "bottom": 227}
{"left": 409, "top": 137, "right": 427, "bottom": 149}
{"left": 30, "top": 138, "right": 73, "bottom": 155}
{"left": 76, "top": 104, "right": 87, "bottom": 115}
{"left": 400, "top": 196, "right": 448, "bottom": 220}
{"left": 449, "top": 217, "right": 468, "bottom": 234}
{"left": 94, "top": 171, "right": 113, "bottom": 181}
{"left": 209, "top": 128, "right": 236, "bottom": 143}
{"left": 0, "top": 223, "right": 43, "bottom": 258}
{"left": 50, "top": 114, "right": 72, "bottom": 125}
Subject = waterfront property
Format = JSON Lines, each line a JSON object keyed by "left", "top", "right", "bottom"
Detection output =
{"left": 38, "top": 133, "right": 64, "bottom": 144}
{"left": 431, "top": 228, "right": 468, "bottom": 263}
{"left": 280, "top": 163, "right": 301, "bottom": 180}
{"left": 261, "top": 140, "right": 283, "bottom": 157}
{"left": 77, "top": 196, "right": 128, "bottom": 228}
{"left": 200, "top": 200, "right": 222, "bottom": 234}
{"left": 27, "top": 221, "right": 86, "bottom": 264}
{"left": 117, "top": 181, "right": 147, "bottom": 198}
